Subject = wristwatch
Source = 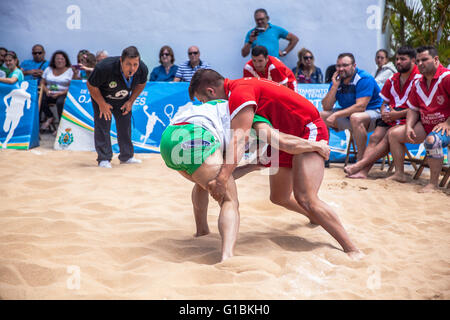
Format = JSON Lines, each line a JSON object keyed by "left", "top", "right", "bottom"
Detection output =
{"left": 282, "top": 50, "right": 287, "bottom": 56}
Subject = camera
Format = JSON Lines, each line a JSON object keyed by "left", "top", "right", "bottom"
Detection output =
{"left": 254, "top": 27, "right": 266, "bottom": 35}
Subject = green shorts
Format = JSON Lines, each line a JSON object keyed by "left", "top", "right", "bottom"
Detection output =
{"left": 160, "top": 124, "right": 220, "bottom": 175}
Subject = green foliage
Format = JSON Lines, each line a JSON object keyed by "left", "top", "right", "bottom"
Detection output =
{"left": 383, "top": 0, "right": 449, "bottom": 64}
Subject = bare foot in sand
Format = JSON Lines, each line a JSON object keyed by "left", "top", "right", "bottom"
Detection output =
{"left": 344, "top": 164, "right": 359, "bottom": 176}
{"left": 418, "top": 183, "right": 438, "bottom": 193}
{"left": 387, "top": 172, "right": 408, "bottom": 183}
{"left": 195, "top": 229, "right": 210, "bottom": 237}
{"left": 347, "top": 250, "right": 365, "bottom": 260}
{"left": 347, "top": 172, "right": 368, "bottom": 179}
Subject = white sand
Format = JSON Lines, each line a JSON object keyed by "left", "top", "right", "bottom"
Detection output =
{"left": 0, "top": 134, "right": 449, "bottom": 299}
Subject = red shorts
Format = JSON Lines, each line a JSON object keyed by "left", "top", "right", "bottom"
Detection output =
{"left": 264, "top": 118, "right": 329, "bottom": 168}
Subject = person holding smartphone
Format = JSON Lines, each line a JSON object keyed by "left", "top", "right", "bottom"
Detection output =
{"left": 241, "top": 8, "right": 299, "bottom": 58}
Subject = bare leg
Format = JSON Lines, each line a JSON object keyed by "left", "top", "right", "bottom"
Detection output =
{"left": 192, "top": 184, "right": 210, "bottom": 236}
{"left": 269, "top": 167, "right": 319, "bottom": 225}
{"left": 420, "top": 157, "right": 443, "bottom": 193}
{"left": 191, "top": 150, "right": 240, "bottom": 262}
{"left": 345, "top": 127, "right": 390, "bottom": 178}
{"left": 292, "top": 152, "right": 362, "bottom": 258}
{"left": 388, "top": 123, "right": 426, "bottom": 182}
{"left": 349, "top": 112, "right": 371, "bottom": 161}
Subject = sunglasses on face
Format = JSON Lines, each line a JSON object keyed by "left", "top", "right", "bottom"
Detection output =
{"left": 32, "top": 51, "right": 43, "bottom": 55}
{"left": 188, "top": 51, "right": 199, "bottom": 56}
{"left": 161, "top": 53, "right": 171, "bottom": 57}
{"left": 304, "top": 56, "right": 313, "bottom": 60}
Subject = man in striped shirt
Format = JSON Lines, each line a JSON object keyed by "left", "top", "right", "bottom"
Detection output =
{"left": 243, "top": 45, "right": 297, "bottom": 92}
{"left": 173, "top": 46, "right": 211, "bottom": 82}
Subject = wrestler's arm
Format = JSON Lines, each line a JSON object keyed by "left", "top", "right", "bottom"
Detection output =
{"left": 253, "top": 122, "right": 330, "bottom": 160}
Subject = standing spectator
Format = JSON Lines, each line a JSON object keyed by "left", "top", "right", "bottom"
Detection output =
{"left": 40, "top": 50, "right": 74, "bottom": 132}
{"left": 150, "top": 45, "right": 178, "bottom": 82}
{"left": 344, "top": 46, "right": 420, "bottom": 179}
{"left": 95, "top": 50, "right": 108, "bottom": 63}
{"left": 388, "top": 46, "right": 450, "bottom": 193}
{"left": 0, "top": 51, "right": 24, "bottom": 84}
{"left": 0, "top": 47, "right": 9, "bottom": 77}
{"left": 87, "top": 46, "right": 149, "bottom": 168}
{"left": 21, "top": 44, "right": 49, "bottom": 83}
{"left": 374, "top": 49, "right": 397, "bottom": 88}
{"left": 241, "top": 8, "right": 299, "bottom": 58}
{"left": 173, "top": 46, "right": 210, "bottom": 83}
{"left": 243, "top": 45, "right": 297, "bottom": 92}
{"left": 292, "top": 48, "right": 323, "bottom": 83}
{"left": 321, "top": 53, "right": 383, "bottom": 161}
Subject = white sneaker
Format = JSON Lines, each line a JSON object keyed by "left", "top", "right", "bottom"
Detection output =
{"left": 98, "top": 160, "right": 112, "bottom": 168}
{"left": 120, "top": 157, "right": 142, "bottom": 164}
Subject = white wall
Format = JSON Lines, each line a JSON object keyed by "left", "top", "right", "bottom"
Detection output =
{"left": 1, "top": 0, "right": 385, "bottom": 79}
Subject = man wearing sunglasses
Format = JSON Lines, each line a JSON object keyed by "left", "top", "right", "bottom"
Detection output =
{"left": 173, "top": 46, "right": 210, "bottom": 83}
{"left": 21, "top": 44, "right": 49, "bottom": 83}
{"left": 241, "top": 8, "right": 299, "bottom": 59}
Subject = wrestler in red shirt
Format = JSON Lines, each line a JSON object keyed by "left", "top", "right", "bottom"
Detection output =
{"left": 189, "top": 69, "right": 362, "bottom": 259}
{"left": 243, "top": 45, "right": 297, "bottom": 92}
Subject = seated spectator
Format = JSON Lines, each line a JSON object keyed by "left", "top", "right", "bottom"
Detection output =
{"left": 241, "top": 8, "right": 299, "bottom": 58}
{"left": 387, "top": 46, "right": 450, "bottom": 193}
{"left": 21, "top": 44, "right": 49, "bottom": 84}
{"left": 374, "top": 49, "right": 397, "bottom": 88}
{"left": 73, "top": 50, "right": 96, "bottom": 80}
{"left": 243, "top": 45, "right": 297, "bottom": 91}
{"left": 292, "top": 48, "right": 323, "bottom": 83}
{"left": 150, "top": 45, "right": 178, "bottom": 81}
{"left": 95, "top": 50, "right": 108, "bottom": 63}
{"left": 0, "top": 51, "right": 24, "bottom": 84}
{"left": 344, "top": 46, "right": 420, "bottom": 179}
{"left": 0, "top": 47, "right": 9, "bottom": 77}
{"left": 173, "top": 46, "right": 210, "bottom": 82}
{"left": 321, "top": 52, "right": 383, "bottom": 161}
{"left": 40, "top": 50, "right": 74, "bottom": 133}
{"left": 324, "top": 64, "right": 336, "bottom": 83}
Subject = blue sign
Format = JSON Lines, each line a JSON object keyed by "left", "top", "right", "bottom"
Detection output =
{"left": 0, "top": 80, "right": 39, "bottom": 149}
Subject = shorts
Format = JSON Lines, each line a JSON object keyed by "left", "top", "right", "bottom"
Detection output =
{"left": 375, "top": 107, "right": 407, "bottom": 128}
{"left": 332, "top": 108, "right": 381, "bottom": 132}
{"left": 160, "top": 123, "right": 220, "bottom": 175}
{"left": 269, "top": 118, "right": 329, "bottom": 168}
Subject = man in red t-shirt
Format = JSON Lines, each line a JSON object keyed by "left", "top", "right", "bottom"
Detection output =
{"left": 243, "top": 45, "right": 297, "bottom": 92}
{"left": 189, "top": 69, "right": 362, "bottom": 259}
{"left": 345, "top": 46, "right": 421, "bottom": 179}
{"left": 388, "top": 46, "right": 450, "bottom": 192}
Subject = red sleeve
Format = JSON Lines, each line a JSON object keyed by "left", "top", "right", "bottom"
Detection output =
{"left": 379, "top": 78, "right": 392, "bottom": 103}
{"left": 243, "top": 68, "right": 252, "bottom": 78}
{"left": 228, "top": 85, "right": 257, "bottom": 119}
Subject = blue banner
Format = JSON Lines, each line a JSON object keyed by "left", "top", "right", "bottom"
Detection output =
{"left": 55, "top": 80, "right": 194, "bottom": 153}
{"left": 0, "top": 80, "right": 39, "bottom": 149}
{"left": 56, "top": 81, "right": 438, "bottom": 163}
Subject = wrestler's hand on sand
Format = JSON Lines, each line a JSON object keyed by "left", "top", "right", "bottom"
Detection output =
{"left": 316, "top": 140, "right": 330, "bottom": 160}
{"left": 207, "top": 178, "right": 227, "bottom": 203}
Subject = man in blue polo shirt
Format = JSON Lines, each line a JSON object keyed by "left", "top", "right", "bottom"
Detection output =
{"left": 241, "top": 8, "right": 299, "bottom": 58}
{"left": 173, "top": 46, "right": 211, "bottom": 82}
{"left": 321, "top": 52, "right": 382, "bottom": 161}
{"left": 21, "top": 44, "right": 49, "bottom": 83}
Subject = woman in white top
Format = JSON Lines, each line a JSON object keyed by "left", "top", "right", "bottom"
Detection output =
{"left": 40, "top": 50, "right": 74, "bottom": 132}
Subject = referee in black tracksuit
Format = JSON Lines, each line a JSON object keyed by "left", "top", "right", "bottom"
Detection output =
{"left": 87, "top": 46, "right": 148, "bottom": 168}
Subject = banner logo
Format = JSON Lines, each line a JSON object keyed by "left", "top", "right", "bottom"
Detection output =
{"left": 58, "top": 128, "right": 74, "bottom": 148}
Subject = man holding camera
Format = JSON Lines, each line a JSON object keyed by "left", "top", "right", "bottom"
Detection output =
{"left": 241, "top": 8, "right": 299, "bottom": 58}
